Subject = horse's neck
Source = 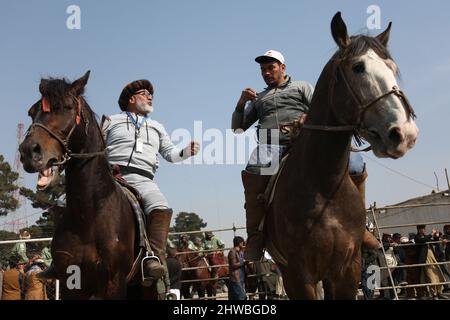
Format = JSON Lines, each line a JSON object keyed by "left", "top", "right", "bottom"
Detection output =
{"left": 65, "top": 111, "right": 116, "bottom": 214}
{"left": 292, "top": 68, "right": 352, "bottom": 185}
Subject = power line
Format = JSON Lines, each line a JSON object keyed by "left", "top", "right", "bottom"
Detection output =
{"left": 362, "top": 154, "right": 435, "bottom": 190}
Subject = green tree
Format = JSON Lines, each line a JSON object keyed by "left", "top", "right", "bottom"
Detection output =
{"left": 170, "top": 212, "right": 207, "bottom": 242}
{"left": 0, "top": 155, "right": 20, "bottom": 216}
{"left": 0, "top": 230, "right": 17, "bottom": 264}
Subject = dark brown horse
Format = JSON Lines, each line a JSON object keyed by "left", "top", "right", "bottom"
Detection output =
{"left": 208, "top": 251, "right": 229, "bottom": 281}
{"left": 19, "top": 72, "right": 154, "bottom": 299}
{"left": 177, "top": 248, "right": 223, "bottom": 298}
{"left": 265, "top": 13, "right": 418, "bottom": 299}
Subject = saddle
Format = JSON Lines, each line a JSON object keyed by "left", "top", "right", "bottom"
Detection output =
{"left": 111, "top": 164, "right": 145, "bottom": 208}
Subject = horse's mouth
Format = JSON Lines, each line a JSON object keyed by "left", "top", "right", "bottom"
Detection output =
{"left": 37, "top": 161, "right": 59, "bottom": 191}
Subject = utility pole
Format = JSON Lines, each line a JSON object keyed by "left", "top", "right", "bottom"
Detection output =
{"left": 445, "top": 168, "right": 450, "bottom": 191}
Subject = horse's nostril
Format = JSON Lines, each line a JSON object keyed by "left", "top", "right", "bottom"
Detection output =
{"left": 31, "top": 143, "right": 42, "bottom": 161}
{"left": 388, "top": 127, "right": 404, "bottom": 144}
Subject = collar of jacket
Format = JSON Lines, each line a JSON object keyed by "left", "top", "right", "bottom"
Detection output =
{"left": 265, "top": 75, "right": 292, "bottom": 90}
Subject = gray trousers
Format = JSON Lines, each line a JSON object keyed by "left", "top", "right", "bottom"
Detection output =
{"left": 122, "top": 173, "right": 169, "bottom": 214}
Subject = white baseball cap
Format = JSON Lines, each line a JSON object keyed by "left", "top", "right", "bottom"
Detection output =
{"left": 255, "top": 50, "right": 285, "bottom": 64}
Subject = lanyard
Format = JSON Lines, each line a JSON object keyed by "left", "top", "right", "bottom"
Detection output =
{"left": 126, "top": 112, "right": 148, "bottom": 131}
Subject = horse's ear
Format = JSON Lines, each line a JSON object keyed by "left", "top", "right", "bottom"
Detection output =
{"left": 331, "top": 12, "right": 350, "bottom": 49}
{"left": 39, "top": 79, "right": 49, "bottom": 95}
{"left": 71, "top": 70, "right": 91, "bottom": 96}
{"left": 28, "top": 102, "right": 39, "bottom": 119}
{"left": 376, "top": 22, "right": 392, "bottom": 47}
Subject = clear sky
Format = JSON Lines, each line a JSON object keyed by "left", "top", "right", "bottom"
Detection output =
{"left": 1, "top": 1, "right": 450, "bottom": 245}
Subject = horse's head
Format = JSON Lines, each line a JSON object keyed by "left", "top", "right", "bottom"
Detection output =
{"left": 19, "top": 71, "right": 91, "bottom": 190}
{"left": 329, "top": 12, "right": 418, "bottom": 158}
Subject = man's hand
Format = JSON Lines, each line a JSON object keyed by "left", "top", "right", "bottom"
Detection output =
{"left": 236, "top": 88, "right": 257, "bottom": 109}
{"left": 183, "top": 141, "right": 200, "bottom": 157}
{"left": 295, "top": 114, "right": 308, "bottom": 126}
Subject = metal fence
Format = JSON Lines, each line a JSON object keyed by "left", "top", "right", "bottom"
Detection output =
{"left": 366, "top": 203, "right": 450, "bottom": 300}
{"left": 2, "top": 202, "right": 449, "bottom": 300}
{"left": 0, "top": 237, "right": 58, "bottom": 300}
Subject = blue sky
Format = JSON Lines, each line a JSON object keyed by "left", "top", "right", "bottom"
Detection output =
{"left": 1, "top": 1, "right": 450, "bottom": 245}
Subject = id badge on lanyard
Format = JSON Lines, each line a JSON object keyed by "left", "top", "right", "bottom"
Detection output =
{"left": 136, "top": 139, "right": 143, "bottom": 153}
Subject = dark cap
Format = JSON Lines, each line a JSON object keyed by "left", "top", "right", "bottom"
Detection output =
{"left": 118, "top": 79, "right": 153, "bottom": 111}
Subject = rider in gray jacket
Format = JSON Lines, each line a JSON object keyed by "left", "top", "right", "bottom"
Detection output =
{"left": 103, "top": 79, "right": 199, "bottom": 286}
{"left": 232, "top": 50, "right": 368, "bottom": 262}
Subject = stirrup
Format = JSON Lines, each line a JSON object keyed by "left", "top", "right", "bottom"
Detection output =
{"left": 141, "top": 252, "right": 162, "bottom": 286}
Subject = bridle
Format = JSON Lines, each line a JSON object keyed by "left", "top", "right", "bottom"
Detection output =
{"left": 280, "top": 53, "right": 416, "bottom": 150}
{"left": 25, "top": 95, "right": 105, "bottom": 166}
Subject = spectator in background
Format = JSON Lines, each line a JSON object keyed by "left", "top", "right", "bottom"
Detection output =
{"left": 41, "top": 243, "right": 52, "bottom": 268}
{"left": 1, "top": 256, "right": 24, "bottom": 300}
{"left": 203, "top": 232, "right": 225, "bottom": 280}
{"left": 361, "top": 246, "right": 379, "bottom": 300}
{"left": 443, "top": 225, "right": 450, "bottom": 293}
{"left": 443, "top": 225, "right": 450, "bottom": 261}
{"left": 179, "top": 234, "right": 196, "bottom": 251}
{"left": 392, "top": 233, "right": 408, "bottom": 287}
{"left": 166, "top": 248, "right": 182, "bottom": 300}
{"left": 402, "top": 235, "right": 426, "bottom": 300}
{"left": 24, "top": 258, "right": 48, "bottom": 300}
{"left": 193, "top": 237, "right": 205, "bottom": 257}
{"left": 376, "top": 234, "right": 396, "bottom": 300}
{"left": 415, "top": 225, "right": 448, "bottom": 300}
{"left": 431, "top": 230, "right": 450, "bottom": 292}
{"left": 203, "top": 231, "right": 225, "bottom": 251}
{"left": 227, "top": 236, "right": 246, "bottom": 300}
{"left": 10, "top": 230, "right": 30, "bottom": 264}
{"left": 166, "top": 237, "right": 177, "bottom": 252}
{"left": 0, "top": 262, "right": 4, "bottom": 299}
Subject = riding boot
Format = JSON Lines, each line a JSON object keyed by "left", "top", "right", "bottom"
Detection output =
{"left": 142, "top": 208, "right": 173, "bottom": 287}
{"left": 350, "top": 169, "right": 381, "bottom": 250}
{"left": 37, "top": 262, "right": 57, "bottom": 279}
{"left": 350, "top": 169, "right": 368, "bottom": 205}
{"left": 241, "top": 170, "right": 272, "bottom": 261}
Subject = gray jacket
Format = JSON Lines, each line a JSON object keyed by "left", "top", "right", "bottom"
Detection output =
{"left": 103, "top": 112, "right": 189, "bottom": 176}
{"left": 231, "top": 77, "right": 313, "bottom": 145}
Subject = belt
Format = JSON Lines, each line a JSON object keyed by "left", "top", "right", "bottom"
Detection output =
{"left": 118, "top": 165, "right": 154, "bottom": 180}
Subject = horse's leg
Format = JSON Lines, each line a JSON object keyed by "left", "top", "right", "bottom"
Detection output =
{"left": 197, "top": 283, "right": 206, "bottom": 298}
{"left": 287, "top": 260, "right": 318, "bottom": 300}
{"left": 103, "top": 273, "right": 127, "bottom": 299}
{"left": 59, "top": 284, "right": 92, "bottom": 300}
{"left": 278, "top": 265, "right": 292, "bottom": 298}
{"left": 333, "top": 256, "right": 361, "bottom": 300}
{"left": 141, "top": 282, "right": 159, "bottom": 300}
{"left": 322, "top": 279, "right": 336, "bottom": 300}
{"left": 206, "top": 282, "right": 213, "bottom": 298}
{"left": 181, "top": 283, "right": 191, "bottom": 299}
{"left": 207, "top": 280, "right": 217, "bottom": 298}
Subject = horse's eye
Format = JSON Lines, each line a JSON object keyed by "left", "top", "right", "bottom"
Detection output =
{"left": 352, "top": 62, "right": 365, "bottom": 74}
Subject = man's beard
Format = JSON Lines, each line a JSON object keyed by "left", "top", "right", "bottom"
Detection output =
{"left": 136, "top": 101, "right": 154, "bottom": 114}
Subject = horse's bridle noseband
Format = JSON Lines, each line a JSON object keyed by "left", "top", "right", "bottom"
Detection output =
{"left": 26, "top": 95, "right": 105, "bottom": 166}
{"left": 336, "top": 63, "right": 416, "bottom": 131}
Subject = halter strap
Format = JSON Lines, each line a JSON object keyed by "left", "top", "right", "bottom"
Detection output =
{"left": 280, "top": 58, "right": 416, "bottom": 152}
{"left": 27, "top": 96, "right": 106, "bottom": 166}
